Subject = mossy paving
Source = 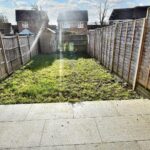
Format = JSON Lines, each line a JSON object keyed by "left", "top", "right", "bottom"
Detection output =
{"left": 0, "top": 52, "right": 140, "bottom": 104}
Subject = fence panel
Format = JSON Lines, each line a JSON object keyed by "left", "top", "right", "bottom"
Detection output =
{"left": 19, "top": 36, "right": 30, "bottom": 64}
{"left": 128, "top": 19, "right": 144, "bottom": 84}
{"left": 0, "top": 34, "right": 38, "bottom": 80}
{"left": 138, "top": 9, "right": 150, "bottom": 89}
{"left": 2, "top": 36, "right": 22, "bottom": 73}
{"left": 29, "top": 35, "right": 37, "bottom": 57}
{"left": 0, "top": 48, "right": 7, "bottom": 79}
{"left": 88, "top": 9, "right": 150, "bottom": 96}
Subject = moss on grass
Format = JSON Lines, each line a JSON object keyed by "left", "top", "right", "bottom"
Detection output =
{"left": 0, "top": 52, "right": 140, "bottom": 104}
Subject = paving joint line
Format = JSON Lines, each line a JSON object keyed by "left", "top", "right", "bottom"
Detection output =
{"left": 94, "top": 118, "right": 103, "bottom": 143}
{"left": 39, "top": 120, "right": 47, "bottom": 146}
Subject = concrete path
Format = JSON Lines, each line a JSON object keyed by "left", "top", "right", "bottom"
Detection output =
{"left": 0, "top": 99, "right": 150, "bottom": 149}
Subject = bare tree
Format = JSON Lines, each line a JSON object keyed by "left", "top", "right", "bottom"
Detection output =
{"left": 99, "top": 0, "right": 109, "bottom": 26}
{"left": 31, "top": 3, "right": 39, "bottom": 10}
{"left": 0, "top": 14, "right": 8, "bottom": 23}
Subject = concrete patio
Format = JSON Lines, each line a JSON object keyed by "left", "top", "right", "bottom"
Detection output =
{"left": 0, "top": 99, "right": 150, "bottom": 150}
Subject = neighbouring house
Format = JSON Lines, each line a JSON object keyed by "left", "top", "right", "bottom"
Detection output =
{"left": 109, "top": 6, "right": 150, "bottom": 24}
{"left": 57, "top": 10, "right": 88, "bottom": 34}
{"left": 16, "top": 10, "right": 49, "bottom": 33}
{"left": 0, "top": 23, "right": 12, "bottom": 35}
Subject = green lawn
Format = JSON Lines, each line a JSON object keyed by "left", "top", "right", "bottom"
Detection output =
{"left": 0, "top": 52, "right": 140, "bottom": 104}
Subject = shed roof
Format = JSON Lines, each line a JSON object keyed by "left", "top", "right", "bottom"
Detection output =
{"left": 109, "top": 6, "right": 150, "bottom": 20}
{"left": 57, "top": 10, "right": 88, "bottom": 22}
{"left": 19, "top": 29, "right": 34, "bottom": 35}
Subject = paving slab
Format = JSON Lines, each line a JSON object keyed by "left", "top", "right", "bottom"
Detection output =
{"left": 41, "top": 118, "right": 101, "bottom": 146}
{"left": 96, "top": 116, "right": 150, "bottom": 142}
{"left": 8, "top": 145, "right": 76, "bottom": 150}
{"left": 73, "top": 101, "right": 119, "bottom": 118}
{"left": 111, "top": 99, "right": 150, "bottom": 116}
{"left": 137, "top": 140, "right": 150, "bottom": 150}
{"left": 142, "top": 115, "right": 150, "bottom": 123}
{"left": 0, "top": 100, "right": 149, "bottom": 150}
{"left": 0, "top": 120, "right": 45, "bottom": 149}
{"left": 26, "top": 103, "right": 73, "bottom": 120}
{"left": 76, "top": 142, "right": 141, "bottom": 150}
{"left": 0, "top": 104, "right": 31, "bottom": 122}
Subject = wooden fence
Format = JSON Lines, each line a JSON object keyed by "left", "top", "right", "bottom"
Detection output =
{"left": 88, "top": 8, "right": 150, "bottom": 96}
{"left": 39, "top": 28, "right": 57, "bottom": 53}
{"left": 0, "top": 34, "right": 38, "bottom": 80}
{"left": 63, "top": 34, "right": 87, "bottom": 52}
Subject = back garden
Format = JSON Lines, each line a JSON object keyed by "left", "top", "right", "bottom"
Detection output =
{"left": 0, "top": 52, "right": 140, "bottom": 104}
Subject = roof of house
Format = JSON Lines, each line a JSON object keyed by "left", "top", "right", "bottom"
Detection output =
{"left": 16, "top": 10, "right": 49, "bottom": 22}
{"left": 109, "top": 6, "right": 150, "bottom": 20}
{"left": 57, "top": 10, "right": 88, "bottom": 22}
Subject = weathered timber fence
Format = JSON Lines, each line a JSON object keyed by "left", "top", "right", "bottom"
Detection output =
{"left": 88, "top": 8, "right": 150, "bottom": 96}
{"left": 0, "top": 34, "right": 38, "bottom": 80}
{"left": 39, "top": 28, "right": 57, "bottom": 53}
{"left": 62, "top": 34, "right": 87, "bottom": 52}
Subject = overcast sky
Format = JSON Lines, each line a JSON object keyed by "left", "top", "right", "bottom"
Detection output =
{"left": 0, "top": 0, "right": 150, "bottom": 25}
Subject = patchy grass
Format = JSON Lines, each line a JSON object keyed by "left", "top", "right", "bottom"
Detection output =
{"left": 0, "top": 52, "right": 140, "bottom": 104}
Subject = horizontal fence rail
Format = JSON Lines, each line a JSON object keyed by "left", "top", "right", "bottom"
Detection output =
{"left": 88, "top": 8, "right": 150, "bottom": 96}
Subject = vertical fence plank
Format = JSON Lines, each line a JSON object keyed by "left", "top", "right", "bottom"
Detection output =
{"left": 0, "top": 33, "right": 9, "bottom": 74}
{"left": 127, "top": 20, "right": 136, "bottom": 82}
{"left": 108, "top": 26, "right": 113, "bottom": 69}
{"left": 87, "top": 33, "right": 89, "bottom": 54}
{"left": 133, "top": 18, "right": 147, "bottom": 90}
{"left": 105, "top": 27, "right": 108, "bottom": 67}
{"left": 145, "top": 66, "right": 150, "bottom": 89}
{"left": 17, "top": 35, "right": 23, "bottom": 65}
{"left": 111, "top": 23, "right": 118, "bottom": 72}
{"left": 100, "top": 29, "right": 103, "bottom": 64}
{"left": 122, "top": 22, "right": 129, "bottom": 77}
{"left": 116, "top": 23, "right": 123, "bottom": 73}
{"left": 93, "top": 30, "right": 96, "bottom": 58}
{"left": 27, "top": 36, "right": 31, "bottom": 59}
{"left": 98, "top": 30, "right": 100, "bottom": 62}
{"left": 103, "top": 28, "right": 106, "bottom": 65}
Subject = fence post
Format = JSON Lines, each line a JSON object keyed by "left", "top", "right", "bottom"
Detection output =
{"left": 93, "top": 30, "right": 96, "bottom": 58}
{"left": 87, "top": 32, "right": 89, "bottom": 55}
{"left": 116, "top": 23, "right": 123, "bottom": 73}
{"left": 110, "top": 23, "right": 118, "bottom": 72}
{"left": 16, "top": 34, "right": 23, "bottom": 65}
{"left": 105, "top": 28, "right": 108, "bottom": 67}
{"left": 122, "top": 22, "right": 129, "bottom": 77}
{"left": 108, "top": 27, "right": 113, "bottom": 69}
{"left": 102, "top": 28, "right": 106, "bottom": 65}
{"left": 98, "top": 29, "right": 101, "bottom": 62}
{"left": 0, "top": 33, "right": 9, "bottom": 74}
{"left": 132, "top": 18, "right": 147, "bottom": 90}
{"left": 100, "top": 28, "right": 103, "bottom": 64}
{"left": 27, "top": 35, "right": 31, "bottom": 58}
{"left": 145, "top": 66, "right": 150, "bottom": 89}
{"left": 127, "top": 20, "right": 136, "bottom": 82}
